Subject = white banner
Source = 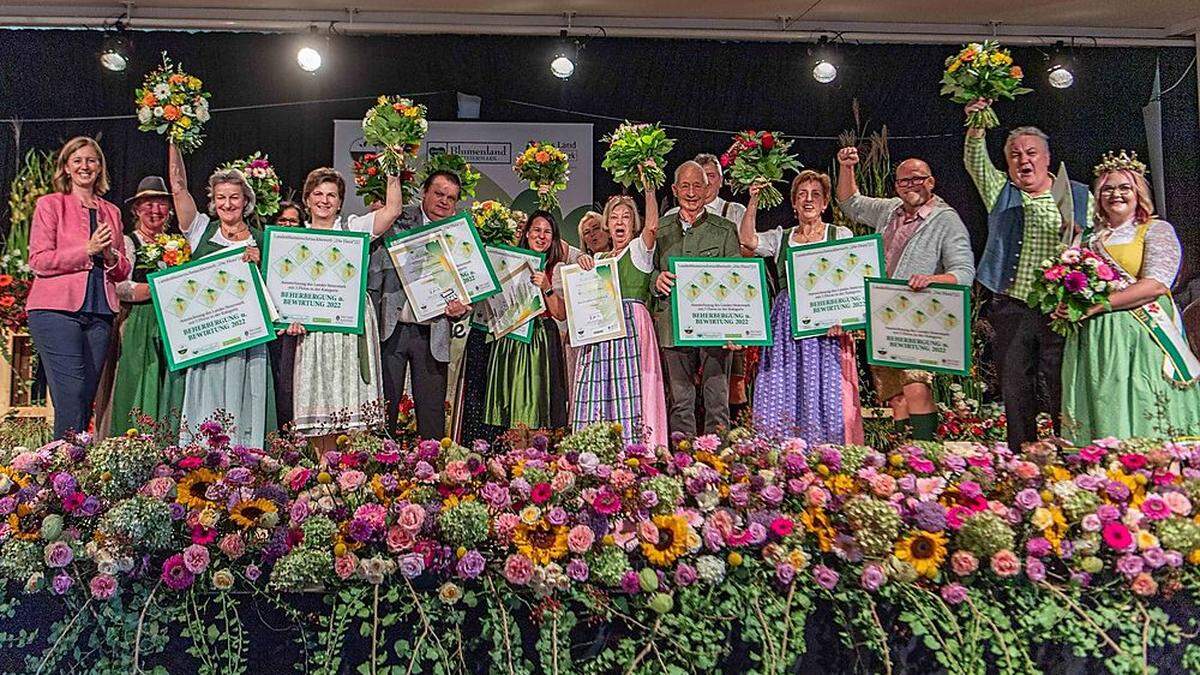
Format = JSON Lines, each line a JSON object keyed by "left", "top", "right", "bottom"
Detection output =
{"left": 332, "top": 120, "right": 594, "bottom": 225}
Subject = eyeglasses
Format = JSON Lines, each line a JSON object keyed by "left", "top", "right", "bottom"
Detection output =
{"left": 1099, "top": 184, "right": 1135, "bottom": 196}
{"left": 275, "top": 217, "right": 301, "bottom": 225}
{"left": 895, "top": 176, "right": 931, "bottom": 187}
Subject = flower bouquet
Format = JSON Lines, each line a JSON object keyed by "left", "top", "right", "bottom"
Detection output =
{"left": 601, "top": 121, "right": 675, "bottom": 191}
{"left": 352, "top": 152, "right": 416, "bottom": 207}
{"left": 471, "top": 200, "right": 524, "bottom": 247}
{"left": 1027, "top": 246, "right": 1123, "bottom": 335}
{"left": 720, "top": 130, "right": 801, "bottom": 209}
{"left": 422, "top": 152, "right": 481, "bottom": 200}
{"left": 135, "top": 53, "right": 211, "bottom": 154}
{"left": 514, "top": 141, "right": 569, "bottom": 211}
{"left": 0, "top": 252, "right": 33, "bottom": 333}
{"left": 135, "top": 234, "right": 192, "bottom": 271}
{"left": 219, "top": 152, "right": 281, "bottom": 222}
{"left": 361, "top": 96, "right": 429, "bottom": 176}
{"left": 940, "top": 40, "right": 1032, "bottom": 129}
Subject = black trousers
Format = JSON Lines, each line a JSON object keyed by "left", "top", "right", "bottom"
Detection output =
{"left": 380, "top": 323, "right": 447, "bottom": 440}
{"left": 28, "top": 310, "right": 113, "bottom": 439}
{"left": 990, "top": 294, "right": 1064, "bottom": 449}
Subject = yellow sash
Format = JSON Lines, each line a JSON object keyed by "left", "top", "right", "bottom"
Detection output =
{"left": 1100, "top": 222, "right": 1149, "bottom": 278}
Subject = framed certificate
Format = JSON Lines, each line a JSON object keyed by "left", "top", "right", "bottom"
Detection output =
{"left": 481, "top": 244, "right": 547, "bottom": 342}
{"left": 786, "top": 234, "right": 884, "bottom": 338}
{"left": 385, "top": 224, "right": 471, "bottom": 322}
{"left": 561, "top": 257, "right": 626, "bottom": 348}
{"left": 147, "top": 247, "right": 276, "bottom": 372}
{"left": 261, "top": 226, "right": 369, "bottom": 334}
{"left": 865, "top": 278, "right": 972, "bottom": 376}
{"left": 670, "top": 257, "right": 771, "bottom": 346}
{"left": 432, "top": 211, "right": 502, "bottom": 303}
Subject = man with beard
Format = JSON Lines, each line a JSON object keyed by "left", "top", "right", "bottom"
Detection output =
{"left": 836, "top": 148, "right": 975, "bottom": 441}
{"left": 963, "top": 97, "right": 1093, "bottom": 448}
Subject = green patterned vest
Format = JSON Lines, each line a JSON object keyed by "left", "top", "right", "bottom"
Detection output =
{"left": 775, "top": 224, "right": 835, "bottom": 292}
{"left": 614, "top": 247, "right": 652, "bottom": 303}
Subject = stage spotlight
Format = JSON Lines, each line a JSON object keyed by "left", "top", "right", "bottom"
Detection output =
{"left": 297, "top": 46, "right": 323, "bottom": 73}
{"left": 99, "top": 32, "right": 131, "bottom": 72}
{"left": 1048, "top": 64, "right": 1074, "bottom": 89}
{"left": 812, "top": 60, "right": 837, "bottom": 84}
{"left": 550, "top": 30, "right": 577, "bottom": 80}
{"left": 810, "top": 35, "right": 838, "bottom": 84}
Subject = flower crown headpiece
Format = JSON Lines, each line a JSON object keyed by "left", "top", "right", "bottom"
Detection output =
{"left": 1093, "top": 150, "right": 1147, "bottom": 178}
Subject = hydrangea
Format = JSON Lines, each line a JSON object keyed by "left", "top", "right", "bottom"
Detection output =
{"left": 437, "top": 499, "right": 490, "bottom": 549}
{"left": 838, "top": 445, "right": 876, "bottom": 474}
{"left": 269, "top": 549, "right": 333, "bottom": 591}
{"left": 300, "top": 514, "right": 339, "bottom": 549}
{"left": 97, "top": 496, "right": 174, "bottom": 552}
{"left": 844, "top": 497, "right": 901, "bottom": 559}
{"left": 588, "top": 545, "right": 631, "bottom": 587}
{"left": 0, "top": 539, "right": 41, "bottom": 582}
{"left": 1061, "top": 489, "right": 1102, "bottom": 523}
{"left": 557, "top": 423, "right": 623, "bottom": 464}
{"left": 85, "top": 435, "right": 163, "bottom": 499}
{"left": 643, "top": 476, "right": 684, "bottom": 515}
{"left": 955, "top": 511, "right": 1015, "bottom": 559}
{"left": 1156, "top": 518, "right": 1200, "bottom": 553}
{"left": 695, "top": 555, "right": 727, "bottom": 584}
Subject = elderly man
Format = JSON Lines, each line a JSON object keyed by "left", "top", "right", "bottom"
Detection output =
{"left": 653, "top": 161, "right": 742, "bottom": 435}
{"left": 836, "top": 148, "right": 976, "bottom": 440}
{"left": 963, "top": 98, "right": 1093, "bottom": 448}
{"left": 665, "top": 153, "right": 747, "bottom": 226}
{"left": 368, "top": 170, "right": 470, "bottom": 439}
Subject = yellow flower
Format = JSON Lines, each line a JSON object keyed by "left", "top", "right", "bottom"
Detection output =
{"left": 947, "top": 60, "right": 962, "bottom": 74}
{"left": 403, "top": 107, "right": 420, "bottom": 118}
{"left": 187, "top": 76, "right": 202, "bottom": 90}
{"left": 641, "top": 514, "right": 692, "bottom": 567}
{"left": 176, "top": 468, "right": 222, "bottom": 510}
{"left": 229, "top": 498, "right": 277, "bottom": 529}
{"left": 178, "top": 116, "right": 192, "bottom": 129}
{"left": 788, "top": 549, "right": 809, "bottom": 570}
{"left": 894, "top": 531, "right": 948, "bottom": 579}
{"left": 513, "top": 520, "right": 568, "bottom": 566}
{"left": 801, "top": 507, "right": 835, "bottom": 553}
{"left": 828, "top": 474, "right": 855, "bottom": 496}
{"left": 1030, "top": 507, "right": 1053, "bottom": 531}
{"left": 198, "top": 508, "right": 219, "bottom": 528}
{"left": 1135, "top": 530, "right": 1159, "bottom": 550}
{"left": 727, "top": 551, "right": 743, "bottom": 567}
{"left": 1188, "top": 549, "right": 1200, "bottom": 565}
{"left": 519, "top": 505, "right": 541, "bottom": 525}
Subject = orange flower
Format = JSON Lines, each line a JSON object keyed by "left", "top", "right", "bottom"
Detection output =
{"left": 141, "top": 92, "right": 158, "bottom": 107}
{"left": 1009, "top": 66, "right": 1023, "bottom": 78}
{"left": 162, "top": 105, "right": 182, "bottom": 121}
{"left": 169, "top": 73, "right": 187, "bottom": 85}
{"left": 535, "top": 150, "right": 551, "bottom": 164}
{"left": 0, "top": 296, "right": 15, "bottom": 308}
{"left": 0, "top": 275, "right": 12, "bottom": 288}
{"left": 961, "top": 49, "right": 977, "bottom": 62}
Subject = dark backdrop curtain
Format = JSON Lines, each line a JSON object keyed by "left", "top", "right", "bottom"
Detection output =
{"left": 0, "top": 30, "right": 1196, "bottom": 284}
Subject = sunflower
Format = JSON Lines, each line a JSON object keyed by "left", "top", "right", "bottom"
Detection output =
{"left": 513, "top": 520, "right": 568, "bottom": 566}
{"left": 641, "top": 514, "right": 691, "bottom": 567}
{"left": 228, "top": 498, "right": 277, "bottom": 529}
{"left": 800, "top": 507, "right": 836, "bottom": 553}
{"left": 176, "top": 468, "right": 222, "bottom": 510}
{"left": 895, "top": 531, "right": 948, "bottom": 579}
{"left": 7, "top": 503, "right": 40, "bottom": 541}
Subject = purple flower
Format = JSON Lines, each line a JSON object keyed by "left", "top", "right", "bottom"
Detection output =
{"left": 812, "top": 564, "right": 839, "bottom": 591}
{"left": 51, "top": 473, "right": 77, "bottom": 497}
{"left": 225, "top": 467, "right": 253, "bottom": 485}
{"left": 1164, "top": 551, "right": 1184, "bottom": 568}
{"left": 1063, "top": 271, "right": 1088, "bottom": 293}
{"left": 1026, "top": 537, "right": 1052, "bottom": 558}
{"left": 566, "top": 558, "right": 589, "bottom": 582}
{"left": 760, "top": 485, "right": 784, "bottom": 507}
{"left": 819, "top": 448, "right": 842, "bottom": 471}
{"left": 1015, "top": 489, "right": 1042, "bottom": 511}
{"left": 480, "top": 482, "right": 512, "bottom": 509}
{"left": 531, "top": 434, "right": 549, "bottom": 452}
{"left": 1024, "top": 557, "right": 1047, "bottom": 582}
{"left": 168, "top": 503, "right": 187, "bottom": 520}
{"left": 79, "top": 496, "right": 101, "bottom": 516}
{"left": 621, "top": 570, "right": 641, "bottom": 594}
{"left": 1104, "top": 481, "right": 1131, "bottom": 502}
{"left": 1116, "top": 554, "right": 1144, "bottom": 576}
{"left": 911, "top": 501, "right": 947, "bottom": 532}
{"left": 546, "top": 507, "right": 568, "bottom": 527}
{"left": 1097, "top": 504, "right": 1122, "bottom": 522}
{"left": 161, "top": 554, "right": 195, "bottom": 590}
{"left": 456, "top": 550, "right": 485, "bottom": 579}
{"left": 413, "top": 461, "right": 435, "bottom": 480}
{"left": 348, "top": 518, "right": 375, "bottom": 542}
{"left": 639, "top": 490, "right": 659, "bottom": 509}
{"left": 399, "top": 553, "right": 424, "bottom": 579}
{"left": 1070, "top": 571, "right": 1092, "bottom": 587}
{"left": 1142, "top": 548, "right": 1166, "bottom": 569}
{"left": 51, "top": 573, "right": 73, "bottom": 595}
{"left": 0, "top": 496, "right": 14, "bottom": 515}
{"left": 44, "top": 541, "right": 73, "bottom": 568}
{"left": 860, "top": 564, "right": 885, "bottom": 592}
{"left": 244, "top": 564, "right": 261, "bottom": 582}
{"left": 674, "top": 563, "right": 697, "bottom": 586}
{"left": 940, "top": 583, "right": 968, "bottom": 605}
{"left": 776, "top": 563, "right": 796, "bottom": 586}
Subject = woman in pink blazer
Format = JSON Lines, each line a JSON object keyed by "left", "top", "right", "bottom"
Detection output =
{"left": 26, "top": 136, "right": 131, "bottom": 438}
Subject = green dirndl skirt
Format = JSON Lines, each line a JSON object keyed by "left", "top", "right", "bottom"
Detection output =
{"left": 482, "top": 318, "right": 567, "bottom": 430}
{"left": 108, "top": 302, "right": 168, "bottom": 433}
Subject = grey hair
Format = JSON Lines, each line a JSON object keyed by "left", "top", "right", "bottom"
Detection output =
{"left": 693, "top": 153, "right": 723, "bottom": 180}
{"left": 1004, "top": 126, "right": 1050, "bottom": 155}
{"left": 673, "top": 160, "right": 709, "bottom": 185}
{"left": 207, "top": 168, "right": 256, "bottom": 218}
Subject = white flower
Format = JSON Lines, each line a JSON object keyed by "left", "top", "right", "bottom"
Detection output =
{"left": 153, "top": 83, "right": 171, "bottom": 99}
{"left": 1061, "top": 249, "right": 1081, "bottom": 264}
{"left": 195, "top": 106, "right": 210, "bottom": 123}
{"left": 1084, "top": 257, "right": 1099, "bottom": 267}
{"left": 153, "top": 106, "right": 164, "bottom": 118}
{"left": 418, "top": 118, "right": 428, "bottom": 133}
{"left": 137, "top": 106, "right": 153, "bottom": 124}
{"left": 181, "top": 105, "right": 194, "bottom": 117}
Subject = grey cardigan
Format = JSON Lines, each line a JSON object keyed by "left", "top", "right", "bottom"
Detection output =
{"left": 367, "top": 204, "right": 452, "bottom": 362}
{"left": 838, "top": 193, "right": 976, "bottom": 286}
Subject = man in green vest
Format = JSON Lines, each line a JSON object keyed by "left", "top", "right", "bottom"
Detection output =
{"left": 653, "top": 161, "right": 743, "bottom": 435}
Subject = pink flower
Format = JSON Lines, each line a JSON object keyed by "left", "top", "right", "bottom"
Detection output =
{"left": 444, "top": 460, "right": 472, "bottom": 483}
{"left": 567, "top": 525, "right": 595, "bottom": 554}
{"left": 1102, "top": 522, "right": 1134, "bottom": 551}
{"left": 907, "top": 456, "right": 935, "bottom": 473}
{"left": 860, "top": 564, "right": 885, "bottom": 592}
{"left": 990, "top": 550, "right": 1020, "bottom": 577}
{"left": 812, "top": 564, "right": 839, "bottom": 590}
{"left": 285, "top": 467, "right": 312, "bottom": 491}
{"left": 1077, "top": 445, "right": 1106, "bottom": 463}
{"left": 1095, "top": 264, "right": 1117, "bottom": 281}
{"left": 940, "top": 583, "right": 968, "bottom": 605}
{"left": 335, "top": 554, "right": 358, "bottom": 580}
{"left": 531, "top": 483, "right": 553, "bottom": 505}
{"left": 386, "top": 525, "right": 414, "bottom": 552}
{"left": 1139, "top": 495, "right": 1171, "bottom": 521}
{"left": 182, "top": 544, "right": 210, "bottom": 574}
{"left": 951, "top": 550, "right": 979, "bottom": 576}
{"left": 397, "top": 503, "right": 426, "bottom": 533}
{"left": 89, "top": 574, "right": 117, "bottom": 600}
{"left": 142, "top": 476, "right": 175, "bottom": 500}
{"left": 44, "top": 541, "right": 73, "bottom": 568}
{"left": 693, "top": 434, "right": 720, "bottom": 452}
{"left": 1163, "top": 492, "right": 1192, "bottom": 516}
{"left": 337, "top": 469, "right": 366, "bottom": 492}
{"left": 1118, "top": 453, "right": 1147, "bottom": 471}
{"left": 1062, "top": 271, "right": 1088, "bottom": 294}
{"left": 769, "top": 517, "right": 794, "bottom": 538}
{"left": 1130, "top": 572, "right": 1158, "bottom": 597}
{"left": 219, "top": 533, "right": 246, "bottom": 559}
{"left": 592, "top": 488, "right": 622, "bottom": 515}
{"left": 503, "top": 554, "right": 534, "bottom": 585}
{"left": 945, "top": 505, "right": 972, "bottom": 529}
{"left": 493, "top": 513, "right": 520, "bottom": 543}
{"left": 637, "top": 520, "right": 660, "bottom": 543}
{"left": 161, "top": 554, "right": 196, "bottom": 590}
{"left": 1043, "top": 265, "right": 1065, "bottom": 282}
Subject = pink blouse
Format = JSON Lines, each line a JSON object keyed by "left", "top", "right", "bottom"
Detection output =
{"left": 26, "top": 192, "right": 131, "bottom": 313}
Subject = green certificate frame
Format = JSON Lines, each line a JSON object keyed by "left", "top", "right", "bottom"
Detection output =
{"left": 669, "top": 257, "right": 772, "bottom": 346}
{"left": 427, "top": 211, "right": 502, "bottom": 303}
{"left": 864, "top": 277, "right": 972, "bottom": 376}
{"left": 483, "top": 244, "right": 547, "bottom": 344}
{"left": 261, "top": 225, "right": 370, "bottom": 334}
{"left": 148, "top": 246, "right": 277, "bottom": 372}
{"left": 786, "top": 233, "right": 884, "bottom": 339}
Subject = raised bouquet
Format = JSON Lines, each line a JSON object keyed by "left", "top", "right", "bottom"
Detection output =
{"left": 513, "top": 141, "right": 569, "bottom": 211}
{"left": 601, "top": 121, "right": 675, "bottom": 191}
{"left": 1027, "top": 245, "right": 1123, "bottom": 335}
{"left": 721, "top": 130, "right": 801, "bottom": 209}
{"left": 134, "top": 53, "right": 211, "bottom": 154}
{"left": 135, "top": 233, "right": 192, "bottom": 271}
{"left": 422, "top": 152, "right": 481, "bottom": 200}
{"left": 361, "top": 96, "right": 429, "bottom": 176}
{"left": 219, "top": 152, "right": 281, "bottom": 222}
{"left": 352, "top": 152, "right": 416, "bottom": 207}
{"left": 471, "top": 200, "right": 525, "bottom": 247}
{"left": 940, "top": 40, "right": 1032, "bottom": 129}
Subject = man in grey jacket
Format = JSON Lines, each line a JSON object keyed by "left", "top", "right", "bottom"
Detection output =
{"left": 368, "top": 171, "right": 470, "bottom": 439}
{"left": 835, "top": 147, "right": 976, "bottom": 440}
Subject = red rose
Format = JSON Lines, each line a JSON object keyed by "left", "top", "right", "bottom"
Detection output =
{"left": 761, "top": 133, "right": 775, "bottom": 150}
{"left": 745, "top": 139, "right": 758, "bottom": 149}
{"left": 0, "top": 296, "right": 14, "bottom": 308}
{"left": 367, "top": 167, "right": 378, "bottom": 176}
{"left": 719, "top": 153, "right": 731, "bottom": 168}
